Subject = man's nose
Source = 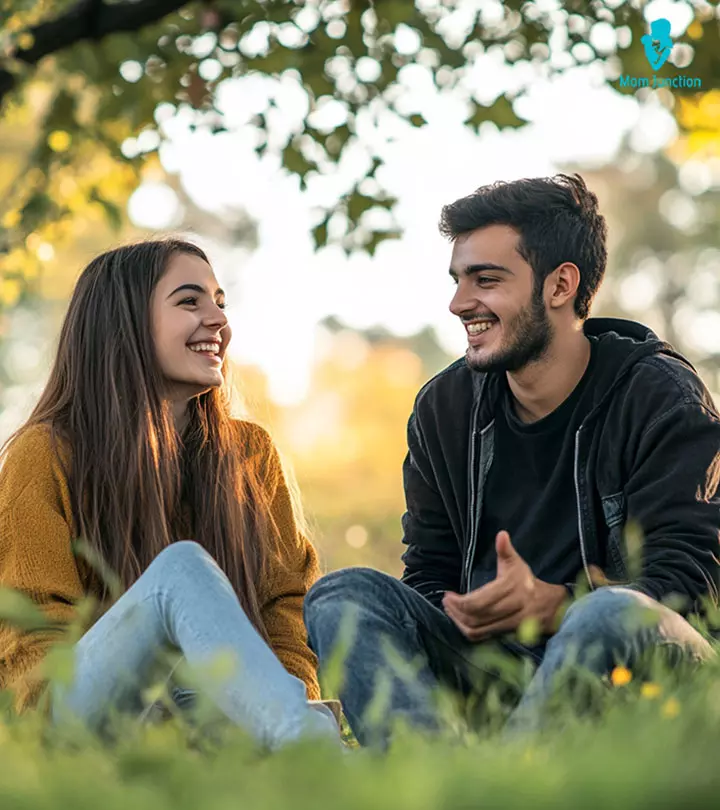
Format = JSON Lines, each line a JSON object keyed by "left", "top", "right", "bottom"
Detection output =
{"left": 449, "top": 282, "right": 477, "bottom": 318}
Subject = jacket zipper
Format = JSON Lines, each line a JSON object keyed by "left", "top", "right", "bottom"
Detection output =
{"left": 463, "top": 427, "right": 478, "bottom": 592}
{"left": 464, "top": 419, "right": 495, "bottom": 593}
{"left": 573, "top": 427, "right": 594, "bottom": 590}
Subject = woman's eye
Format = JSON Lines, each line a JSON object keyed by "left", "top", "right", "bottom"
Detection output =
{"left": 180, "top": 297, "right": 226, "bottom": 309}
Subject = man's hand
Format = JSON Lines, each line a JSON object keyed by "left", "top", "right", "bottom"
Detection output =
{"left": 442, "top": 530, "right": 568, "bottom": 642}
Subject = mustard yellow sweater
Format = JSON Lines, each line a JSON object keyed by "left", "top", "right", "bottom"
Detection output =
{"left": 0, "top": 421, "right": 322, "bottom": 711}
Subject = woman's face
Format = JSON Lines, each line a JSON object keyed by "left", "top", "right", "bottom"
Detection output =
{"left": 150, "top": 251, "right": 232, "bottom": 399}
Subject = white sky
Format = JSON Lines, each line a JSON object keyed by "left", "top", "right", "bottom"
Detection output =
{"left": 126, "top": 3, "right": 701, "bottom": 404}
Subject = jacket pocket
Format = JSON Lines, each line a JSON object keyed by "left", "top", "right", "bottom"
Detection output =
{"left": 601, "top": 492, "right": 628, "bottom": 580}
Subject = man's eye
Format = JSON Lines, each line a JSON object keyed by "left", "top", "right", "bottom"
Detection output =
{"left": 450, "top": 276, "right": 496, "bottom": 286}
{"left": 217, "top": 302, "right": 226, "bottom": 310}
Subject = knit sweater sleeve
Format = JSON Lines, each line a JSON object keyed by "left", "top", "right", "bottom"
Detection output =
{"left": 248, "top": 426, "right": 323, "bottom": 702}
{"left": 0, "top": 427, "right": 84, "bottom": 712}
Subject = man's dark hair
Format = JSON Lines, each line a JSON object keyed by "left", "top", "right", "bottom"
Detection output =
{"left": 438, "top": 173, "right": 608, "bottom": 320}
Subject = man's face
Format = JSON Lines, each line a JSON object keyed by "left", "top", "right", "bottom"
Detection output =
{"left": 150, "top": 251, "right": 232, "bottom": 399}
{"left": 449, "top": 224, "right": 553, "bottom": 374}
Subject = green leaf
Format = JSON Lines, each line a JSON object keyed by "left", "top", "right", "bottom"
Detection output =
{"left": 281, "top": 141, "right": 315, "bottom": 180}
{"left": 377, "top": 3, "right": 418, "bottom": 27}
{"left": 466, "top": 96, "right": 525, "bottom": 130}
{"left": 374, "top": 60, "right": 399, "bottom": 92}
{"left": 20, "top": 192, "right": 54, "bottom": 231}
{"left": 517, "top": 616, "right": 541, "bottom": 645}
{"left": 319, "top": 603, "right": 359, "bottom": 697}
{"left": 72, "top": 538, "right": 123, "bottom": 602}
{"left": 373, "top": 195, "right": 398, "bottom": 210}
{"left": 312, "top": 218, "right": 329, "bottom": 250}
{"left": 409, "top": 113, "right": 427, "bottom": 127}
{"left": 365, "top": 230, "right": 402, "bottom": 257}
{"left": 347, "top": 192, "right": 378, "bottom": 223}
{"left": 245, "top": 46, "right": 289, "bottom": 75}
{"left": 304, "top": 71, "right": 335, "bottom": 98}
{"left": 0, "top": 587, "right": 49, "bottom": 631}
{"left": 89, "top": 190, "right": 123, "bottom": 231}
{"left": 41, "top": 642, "right": 75, "bottom": 686}
{"left": 623, "top": 520, "right": 645, "bottom": 582}
{"left": 324, "top": 124, "right": 351, "bottom": 159}
{"left": 368, "top": 157, "right": 384, "bottom": 177}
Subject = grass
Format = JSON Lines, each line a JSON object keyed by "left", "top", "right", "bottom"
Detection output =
{"left": 2, "top": 581, "right": 720, "bottom": 808}
{"left": 0, "top": 645, "right": 720, "bottom": 809}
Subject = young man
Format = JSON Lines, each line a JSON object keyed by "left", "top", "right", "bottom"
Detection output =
{"left": 304, "top": 174, "right": 719, "bottom": 747}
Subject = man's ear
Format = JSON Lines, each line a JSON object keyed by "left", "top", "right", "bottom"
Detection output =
{"left": 547, "top": 262, "right": 580, "bottom": 310}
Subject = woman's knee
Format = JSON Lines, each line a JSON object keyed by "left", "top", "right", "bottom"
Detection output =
{"left": 146, "top": 540, "right": 218, "bottom": 579}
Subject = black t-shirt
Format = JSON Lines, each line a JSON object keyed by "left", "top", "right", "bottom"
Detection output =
{"left": 470, "top": 337, "right": 600, "bottom": 592}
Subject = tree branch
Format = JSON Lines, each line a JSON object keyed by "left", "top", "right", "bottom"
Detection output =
{"left": 0, "top": 0, "right": 188, "bottom": 108}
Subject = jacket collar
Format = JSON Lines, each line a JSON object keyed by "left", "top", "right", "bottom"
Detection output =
{"left": 470, "top": 317, "right": 694, "bottom": 428}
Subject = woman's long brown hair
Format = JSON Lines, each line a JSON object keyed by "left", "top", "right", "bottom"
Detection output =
{"left": 0, "top": 239, "right": 278, "bottom": 642}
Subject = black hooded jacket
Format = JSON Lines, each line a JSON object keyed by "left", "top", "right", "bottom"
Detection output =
{"left": 400, "top": 318, "right": 720, "bottom": 615}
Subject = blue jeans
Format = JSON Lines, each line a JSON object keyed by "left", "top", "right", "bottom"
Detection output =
{"left": 304, "top": 567, "right": 713, "bottom": 746}
{"left": 51, "top": 541, "right": 338, "bottom": 750}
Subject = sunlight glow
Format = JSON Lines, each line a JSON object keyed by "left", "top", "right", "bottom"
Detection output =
{"left": 149, "top": 63, "right": 675, "bottom": 404}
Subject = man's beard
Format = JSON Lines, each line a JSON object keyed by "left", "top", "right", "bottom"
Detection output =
{"left": 466, "top": 287, "right": 553, "bottom": 374}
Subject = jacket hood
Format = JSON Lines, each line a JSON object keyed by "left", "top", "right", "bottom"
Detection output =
{"left": 581, "top": 317, "right": 698, "bottom": 420}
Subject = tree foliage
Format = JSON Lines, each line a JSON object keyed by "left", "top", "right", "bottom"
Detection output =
{"left": 585, "top": 148, "right": 720, "bottom": 392}
{"left": 0, "top": 0, "right": 718, "bottom": 304}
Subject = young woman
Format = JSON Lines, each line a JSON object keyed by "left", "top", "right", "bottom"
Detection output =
{"left": 0, "top": 239, "right": 339, "bottom": 749}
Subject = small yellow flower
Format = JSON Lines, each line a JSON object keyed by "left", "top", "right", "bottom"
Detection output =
{"left": 47, "top": 130, "right": 71, "bottom": 152}
{"left": 611, "top": 666, "right": 632, "bottom": 687}
{"left": 661, "top": 698, "right": 681, "bottom": 718}
{"left": 641, "top": 682, "right": 662, "bottom": 700}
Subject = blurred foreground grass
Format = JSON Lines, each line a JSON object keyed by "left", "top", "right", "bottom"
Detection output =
{"left": 1, "top": 648, "right": 720, "bottom": 809}
{"left": 1, "top": 580, "right": 720, "bottom": 807}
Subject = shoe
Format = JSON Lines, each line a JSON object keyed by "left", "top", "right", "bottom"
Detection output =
{"left": 308, "top": 698, "right": 343, "bottom": 729}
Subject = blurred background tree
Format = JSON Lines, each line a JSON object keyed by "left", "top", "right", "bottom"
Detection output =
{"left": 585, "top": 146, "right": 720, "bottom": 392}
{"left": 1, "top": 0, "right": 718, "bottom": 279}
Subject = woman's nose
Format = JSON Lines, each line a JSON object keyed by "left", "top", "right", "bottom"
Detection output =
{"left": 205, "top": 303, "right": 228, "bottom": 328}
